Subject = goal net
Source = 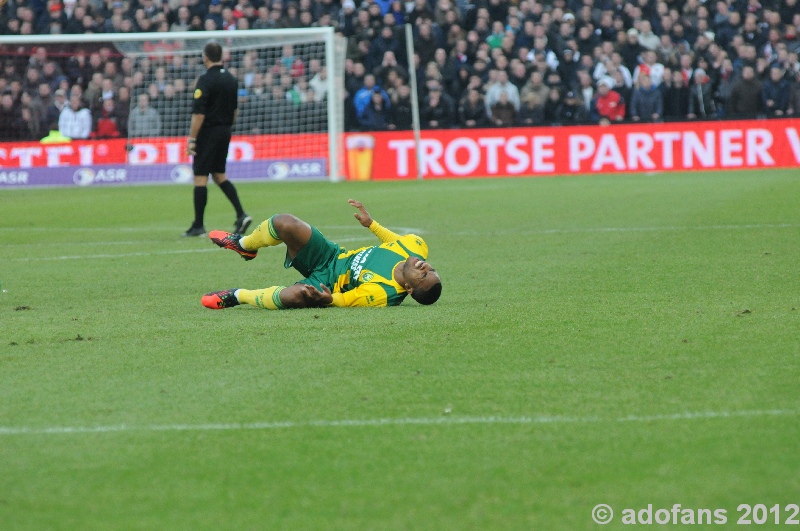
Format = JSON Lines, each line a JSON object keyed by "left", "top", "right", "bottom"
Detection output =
{"left": 0, "top": 29, "right": 345, "bottom": 188}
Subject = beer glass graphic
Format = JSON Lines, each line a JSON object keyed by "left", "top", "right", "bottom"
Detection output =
{"left": 346, "top": 134, "right": 376, "bottom": 181}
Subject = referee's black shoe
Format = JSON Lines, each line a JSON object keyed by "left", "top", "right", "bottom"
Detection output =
{"left": 182, "top": 225, "right": 207, "bottom": 237}
{"left": 233, "top": 214, "right": 252, "bottom": 234}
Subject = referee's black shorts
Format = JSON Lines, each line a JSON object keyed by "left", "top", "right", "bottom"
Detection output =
{"left": 193, "top": 125, "right": 232, "bottom": 176}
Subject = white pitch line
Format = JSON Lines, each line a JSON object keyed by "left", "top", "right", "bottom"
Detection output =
{"left": 444, "top": 223, "right": 800, "bottom": 237}
{"left": 0, "top": 240, "right": 150, "bottom": 248}
{"left": 0, "top": 409, "right": 794, "bottom": 436}
{"left": 6, "top": 248, "right": 219, "bottom": 262}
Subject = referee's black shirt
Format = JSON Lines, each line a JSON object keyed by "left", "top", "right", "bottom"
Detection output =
{"left": 192, "top": 65, "right": 238, "bottom": 126}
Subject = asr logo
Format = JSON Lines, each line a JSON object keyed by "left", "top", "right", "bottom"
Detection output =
{"left": 194, "top": 89, "right": 202, "bottom": 99}
{"left": 360, "top": 271, "right": 375, "bottom": 283}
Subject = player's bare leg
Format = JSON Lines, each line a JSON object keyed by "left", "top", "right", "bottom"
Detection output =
{"left": 268, "top": 214, "right": 312, "bottom": 259}
{"left": 210, "top": 214, "right": 312, "bottom": 260}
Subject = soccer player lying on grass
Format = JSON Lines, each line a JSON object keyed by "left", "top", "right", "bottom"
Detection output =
{"left": 202, "top": 199, "right": 442, "bottom": 309}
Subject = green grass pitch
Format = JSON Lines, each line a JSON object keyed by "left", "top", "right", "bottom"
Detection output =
{"left": 1, "top": 171, "right": 799, "bottom": 529}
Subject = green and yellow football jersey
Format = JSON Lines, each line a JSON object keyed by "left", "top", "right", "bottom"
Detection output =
{"left": 330, "top": 229, "right": 429, "bottom": 308}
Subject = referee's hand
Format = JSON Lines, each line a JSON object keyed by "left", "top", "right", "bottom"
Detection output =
{"left": 186, "top": 138, "right": 196, "bottom": 157}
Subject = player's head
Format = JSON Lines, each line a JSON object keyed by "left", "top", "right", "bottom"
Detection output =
{"left": 203, "top": 41, "right": 223, "bottom": 64}
{"left": 402, "top": 256, "right": 442, "bottom": 305}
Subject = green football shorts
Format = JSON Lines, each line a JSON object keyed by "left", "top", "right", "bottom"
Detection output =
{"left": 285, "top": 227, "right": 343, "bottom": 287}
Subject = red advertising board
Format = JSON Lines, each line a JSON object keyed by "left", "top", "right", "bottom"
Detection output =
{"left": 0, "top": 133, "right": 328, "bottom": 187}
{"left": 343, "top": 119, "right": 800, "bottom": 180}
{"left": 4, "top": 120, "right": 800, "bottom": 186}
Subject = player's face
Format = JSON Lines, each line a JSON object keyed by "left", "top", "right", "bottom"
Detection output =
{"left": 403, "top": 256, "right": 440, "bottom": 292}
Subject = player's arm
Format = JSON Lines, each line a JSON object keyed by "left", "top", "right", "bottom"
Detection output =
{"left": 232, "top": 108, "right": 239, "bottom": 126}
{"left": 349, "top": 198, "right": 402, "bottom": 243}
{"left": 282, "top": 283, "right": 332, "bottom": 308}
{"left": 330, "top": 283, "right": 389, "bottom": 307}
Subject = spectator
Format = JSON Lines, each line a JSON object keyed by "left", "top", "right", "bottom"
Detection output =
{"left": 485, "top": 20, "right": 505, "bottom": 50}
{"left": 345, "top": 61, "right": 367, "bottom": 97}
{"left": 657, "top": 34, "right": 680, "bottom": 69}
{"left": 84, "top": 72, "right": 104, "bottom": 111}
{"left": 20, "top": 92, "right": 44, "bottom": 140}
{"left": 458, "top": 88, "right": 489, "bottom": 128}
{"left": 368, "top": 25, "right": 405, "bottom": 72}
{"left": 558, "top": 91, "right": 589, "bottom": 124}
{"left": 41, "top": 122, "right": 72, "bottom": 143}
{"left": 414, "top": 20, "right": 440, "bottom": 67}
{"left": 637, "top": 20, "right": 660, "bottom": 51}
{"left": 484, "top": 69, "right": 520, "bottom": 120}
{"left": 556, "top": 48, "right": 580, "bottom": 89}
{"left": 94, "top": 98, "right": 122, "bottom": 139}
{"left": 663, "top": 70, "right": 691, "bottom": 120}
{"left": 713, "top": 58, "right": 737, "bottom": 117}
{"left": 354, "top": 74, "right": 389, "bottom": 119}
{"left": 490, "top": 91, "right": 516, "bottom": 127}
{"left": 610, "top": 69, "right": 633, "bottom": 113}
{"left": 33, "top": 83, "right": 54, "bottom": 127}
{"left": 309, "top": 66, "right": 329, "bottom": 102}
{"left": 517, "top": 92, "right": 545, "bottom": 126}
{"left": 115, "top": 86, "right": 131, "bottom": 137}
{"left": 388, "top": 84, "right": 413, "bottom": 130}
{"left": 761, "top": 65, "right": 791, "bottom": 117}
{"left": 374, "top": 51, "right": 409, "bottom": 90}
{"left": 590, "top": 77, "right": 626, "bottom": 124}
{"left": 45, "top": 88, "right": 69, "bottom": 129}
{"left": 633, "top": 50, "right": 666, "bottom": 87}
{"left": 687, "top": 69, "right": 717, "bottom": 119}
{"left": 153, "top": 84, "right": 188, "bottom": 137}
{"left": 128, "top": 93, "right": 162, "bottom": 137}
{"left": 726, "top": 65, "right": 763, "bottom": 118}
{"left": 543, "top": 86, "right": 563, "bottom": 123}
{"left": 451, "top": 63, "right": 474, "bottom": 99}
{"left": 619, "top": 28, "right": 644, "bottom": 74}
{"left": 358, "top": 88, "right": 390, "bottom": 130}
{"left": 0, "top": 92, "right": 23, "bottom": 140}
{"left": 41, "top": 61, "right": 65, "bottom": 92}
{"left": 287, "top": 77, "right": 311, "bottom": 105}
{"left": 576, "top": 70, "right": 595, "bottom": 112}
{"left": 171, "top": 6, "right": 192, "bottom": 31}
{"left": 630, "top": 74, "right": 663, "bottom": 122}
{"left": 593, "top": 52, "right": 633, "bottom": 88}
{"left": 58, "top": 93, "right": 92, "bottom": 139}
{"left": 420, "top": 83, "right": 455, "bottom": 129}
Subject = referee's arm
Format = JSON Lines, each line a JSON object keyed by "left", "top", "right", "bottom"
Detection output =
{"left": 186, "top": 113, "right": 205, "bottom": 156}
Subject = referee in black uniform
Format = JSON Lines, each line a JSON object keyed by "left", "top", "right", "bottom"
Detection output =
{"left": 183, "top": 41, "right": 251, "bottom": 237}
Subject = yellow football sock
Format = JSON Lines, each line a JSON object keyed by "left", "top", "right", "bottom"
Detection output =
{"left": 241, "top": 216, "right": 282, "bottom": 250}
{"left": 236, "top": 286, "right": 285, "bottom": 310}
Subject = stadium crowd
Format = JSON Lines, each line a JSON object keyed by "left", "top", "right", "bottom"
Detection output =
{"left": 1, "top": 0, "right": 800, "bottom": 140}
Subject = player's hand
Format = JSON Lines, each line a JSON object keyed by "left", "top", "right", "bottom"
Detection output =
{"left": 301, "top": 283, "right": 333, "bottom": 307}
{"left": 348, "top": 199, "right": 373, "bottom": 227}
{"left": 186, "top": 138, "right": 196, "bottom": 157}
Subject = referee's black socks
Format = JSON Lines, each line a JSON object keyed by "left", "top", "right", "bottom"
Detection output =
{"left": 219, "top": 180, "right": 245, "bottom": 218}
{"left": 193, "top": 186, "right": 208, "bottom": 228}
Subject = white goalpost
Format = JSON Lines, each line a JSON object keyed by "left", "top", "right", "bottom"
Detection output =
{"left": 0, "top": 28, "right": 345, "bottom": 187}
